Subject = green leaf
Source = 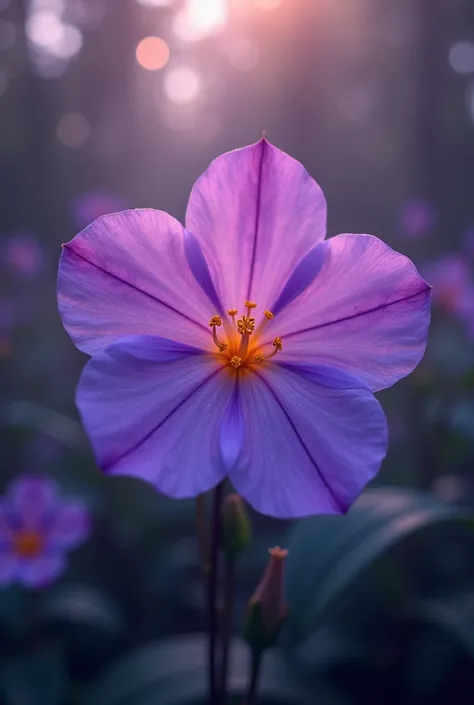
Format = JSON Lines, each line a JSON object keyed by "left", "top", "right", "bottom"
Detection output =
{"left": 0, "top": 648, "right": 67, "bottom": 705}
{"left": 408, "top": 593, "right": 474, "bottom": 659}
{"left": 35, "top": 583, "right": 125, "bottom": 675}
{"left": 82, "top": 634, "right": 348, "bottom": 705}
{"left": 285, "top": 487, "right": 474, "bottom": 643}
{"left": 396, "top": 594, "right": 474, "bottom": 700}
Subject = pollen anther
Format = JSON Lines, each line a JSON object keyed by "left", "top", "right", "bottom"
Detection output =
{"left": 209, "top": 315, "right": 223, "bottom": 327}
{"left": 228, "top": 309, "right": 238, "bottom": 317}
{"left": 230, "top": 356, "right": 243, "bottom": 369}
{"left": 218, "top": 343, "right": 228, "bottom": 352}
{"left": 244, "top": 301, "right": 257, "bottom": 310}
{"left": 253, "top": 354, "right": 264, "bottom": 363}
{"left": 237, "top": 316, "right": 255, "bottom": 335}
{"left": 273, "top": 337, "right": 283, "bottom": 351}
{"left": 264, "top": 310, "right": 274, "bottom": 320}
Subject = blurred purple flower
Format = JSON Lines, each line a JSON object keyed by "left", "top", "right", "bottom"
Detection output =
{"left": 423, "top": 255, "right": 471, "bottom": 315}
{"left": 4, "top": 232, "right": 44, "bottom": 277}
{"left": 0, "top": 299, "right": 14, "bottom": 358}
{"left": 464, "top": 226, "right": 474, "bottom": 257}
{"left": 58, "top": 139, "right": 431, "bottom": 518}
{"left": 73, "top": 191, "right": 129, "bottom": 230}
{"left": 0, "top": 475, "right": 90, "bottom": 588}
{"left": 399, "top": 199, "right": 436, "bottom": 239}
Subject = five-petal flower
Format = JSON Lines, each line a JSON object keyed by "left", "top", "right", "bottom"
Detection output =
{"left": 58, "top": 139, "right": 431, "bottom": 518}
{"left": 0, "top": 475, "right": 90, "bottom": 588}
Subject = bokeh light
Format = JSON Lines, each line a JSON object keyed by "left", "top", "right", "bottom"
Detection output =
{"left": 26, "top": 10, "right": 83, "bottom": 58}
{"left": 136, "top": 0, "right": 175, "bottom": 6}
{"left": 172, "top": 0, "right": 228, "bottom": 43}
{"left": 30, "top": 0, "right": 65, "bottom": 9}
{"left": 136, "top": 36, "right": 170, "bottom": 71}
{"left": 254, "top": 0, "right": 284, "bottom": 9}
{"left": 449, "top": 41, "right": 474, "bottom": 75}
{"left": 56, "top": 113, "right": 90, "bottom": 148}
{"left": 163, "top": 65, "right": 201, "bottom": 106}
{"left": 5, "top": 233, "right": 44, "bottom": 277}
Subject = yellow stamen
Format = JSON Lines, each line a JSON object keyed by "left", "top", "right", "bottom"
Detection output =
{"left": 253, "top": 337, "right": 283, "bottom": 363}
{"left": 212, "top": 326, "right": 226, "bottom": 351}
{"left": 230, "top": 356, "right": 243, "bottom": 369}
{"left": 237, "top": 316, "right": 255, "bottom": 335}
{"left": 244, "top": 301, "right": 257, "bottom": 310}
{"left": 264, "top": 310, "right": 274, "bottom": 320}
{"left": 209, "top": 315, "right": 223, "bottom": 328}
{"left": 228, "top": 309, "right": 238, "bottom": 317}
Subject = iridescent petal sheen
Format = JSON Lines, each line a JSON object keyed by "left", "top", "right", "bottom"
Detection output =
{"left": 265, "top": 234, "right": 431, "bottom": 392}
{"left": 77, "top": 335, "right": 231, "bottom": 498}
{"left": 186, "top": 138, "right": 327, "bottom": 311}
{"left": 229, "top": 363, "right": 387, "bottom": 518}
{"left": 58, "top": 209, "right": 215, "bottom": 355}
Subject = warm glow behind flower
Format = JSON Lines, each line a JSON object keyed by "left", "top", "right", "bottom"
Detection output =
{"left": 58, "top": 139, "right": 431, "bottom": 518}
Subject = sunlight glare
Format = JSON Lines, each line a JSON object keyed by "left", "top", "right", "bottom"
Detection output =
{"left": 173, "top": 0, "right": 228, "bottom": 42}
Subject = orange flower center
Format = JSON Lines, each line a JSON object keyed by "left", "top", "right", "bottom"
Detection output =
{"left": 209, "top": 302, "right": 283, "bottom": 369}
{"left": 14, "top": 530, "right": 44, "bottom": 558}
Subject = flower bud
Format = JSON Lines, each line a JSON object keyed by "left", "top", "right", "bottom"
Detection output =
{"left": 244, "top": 546, "right": 288, "bottom": 652}
{"left": 221, "top": 493, "right": 251, "bottom": 560}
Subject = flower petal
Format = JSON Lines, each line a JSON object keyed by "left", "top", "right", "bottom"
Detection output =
{"left": 0, "top": 501, "right": 13, "bottom": 544}
{"left": 185, "top": 138, "right": 327, "bottom": 310}
{"left": 268, "top": 234, "right": 431, "bottom": 392}
{"left": 77, "top": 335, "right": 232, "bottom": 498}
{"left": 229, "top": 363, "right": 387, "bottom": 518}
{"left": 46, "top": 502, "right": 91, "bottom": 550}
{"left": 0, "top": 553, "right": 20, "bottom": 586}
{"left": 58, "top": 209, "right": 215, "bottom": 355}
{"left": 19, "top": 554, "right": 65, "bottom": 588}
{"left": 7, "top": 475, "right": 58, "bottom": 530}
{"left": 219, "top": 384, "right": 244, "bottom": 471}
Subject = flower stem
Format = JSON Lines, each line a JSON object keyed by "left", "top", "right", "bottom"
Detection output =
{"left": 245, "top": 649, "right": 263, "bottom": 705}
{"left": 196, "top": 493, "right": 209, "bottom": 574}
{"left": 220, "top": 555, "right": 236, "bottom": 702}
{"left": 208, "top": 481, "right": 224, "bottom": 705}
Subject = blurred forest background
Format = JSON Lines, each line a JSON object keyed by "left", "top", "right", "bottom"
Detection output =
{"left": 1, "top": 0, "right": 474, "bottom": 704}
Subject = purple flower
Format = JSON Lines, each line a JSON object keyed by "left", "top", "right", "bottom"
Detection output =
{"left": 72, "top": 191, "right": 129, "bottom": 230}
{"left": 399, "top": 199, "right": 436, "bottom": 239}
{"left": 422, "top": 255, "right": 471, "bottom": 315}
{"left": 58, "top": 139, "right": 431, "bottom": 518}
{"left": 0, "top": 475, "right": 90, "bottom": 588}
{"left": 3, "top": 231, "right": 44, "bottom": 277}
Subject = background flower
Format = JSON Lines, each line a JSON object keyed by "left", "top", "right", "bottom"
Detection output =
{"left": 0, "top": 474, "right": 90, "bottom": 588}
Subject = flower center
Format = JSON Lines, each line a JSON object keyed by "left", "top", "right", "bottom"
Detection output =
{"left": 209, "top": 302, "right": 283, "bottom": 369}
{"left": 14, "top": 530, "right": 44, "bottom": 559}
